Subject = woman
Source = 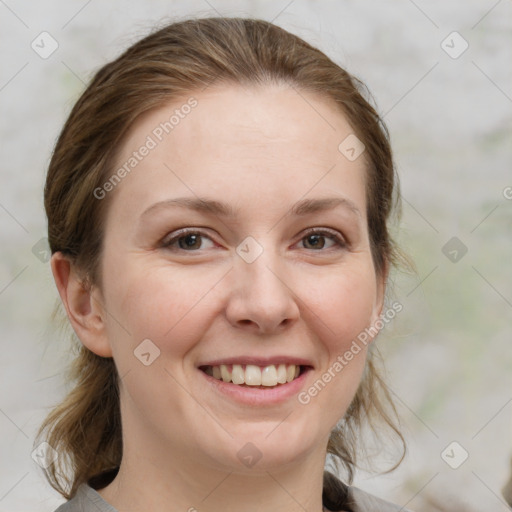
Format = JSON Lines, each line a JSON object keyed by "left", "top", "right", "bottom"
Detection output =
{"left": 36, "top": 17, "right": 410, "bottom": 512}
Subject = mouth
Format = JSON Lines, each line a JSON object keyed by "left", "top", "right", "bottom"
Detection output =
{"left": 198, "top": 363, "right": 311, "bottom": 388}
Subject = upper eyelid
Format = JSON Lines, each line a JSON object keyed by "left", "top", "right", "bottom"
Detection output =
{"left": 301, "top": 226, "right": 345, "bottom": 240}
{"left": 161, "top": 227, "right": 347, "bottom": 248}
{"left": 160, "top": 227, "right": 217, "bottom": 247}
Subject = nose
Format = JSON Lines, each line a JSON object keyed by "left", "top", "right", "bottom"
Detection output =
{"left": 225, "top": 253, "right": 300, "bottom": 334}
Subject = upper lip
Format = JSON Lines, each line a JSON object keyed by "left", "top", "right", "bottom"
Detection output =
{"left": 198, "top": 356, "right": 314, "bottom": 368}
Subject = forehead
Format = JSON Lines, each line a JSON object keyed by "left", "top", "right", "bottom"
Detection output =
{"left": 107, "top": 83, "right": 367, "bottom": 222}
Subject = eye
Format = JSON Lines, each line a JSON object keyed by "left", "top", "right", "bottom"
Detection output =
{"left": 298, "top": 228, "right": 347, "bottom": 250}
{"left": 159, "top": 227, "right": 346, "bottom": 252}
{"left": 161, "top": 229, "right": 216, "bottom": 251}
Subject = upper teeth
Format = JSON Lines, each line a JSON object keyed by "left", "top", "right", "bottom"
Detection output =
{"left": 204, "top": 364, "right": 300, "bottom": 386}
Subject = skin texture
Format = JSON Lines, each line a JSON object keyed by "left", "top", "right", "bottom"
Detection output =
{"left": 52, "top": 83, "right": 385, "bottom": 512}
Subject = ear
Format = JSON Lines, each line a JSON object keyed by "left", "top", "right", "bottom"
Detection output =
{"left": 50, "top": 252, "right": 112, "bottom": 358}
{"left": 369, "top": 260, "right": 389, "bottom": 338}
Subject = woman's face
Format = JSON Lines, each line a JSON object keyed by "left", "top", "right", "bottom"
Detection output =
{"left": 94, "top": 84, "right": 385, "bottom": 474}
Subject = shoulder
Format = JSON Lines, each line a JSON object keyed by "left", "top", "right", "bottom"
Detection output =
{"left": 52, "top": 484, "right": 118, "bottom": 512}
{"left": 346, "top": 485, "right": 413, "bottom": 512}
{"left": 323, "top": 470, "right": 413, "bottom": 512}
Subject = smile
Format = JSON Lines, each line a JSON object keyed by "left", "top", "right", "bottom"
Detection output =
{"left": 200, "top": 363, "right": 304, "bottom": 388}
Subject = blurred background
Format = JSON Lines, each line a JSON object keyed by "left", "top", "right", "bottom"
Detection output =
{"left": 0, "top": 1, "right": 511, "bottom": 510}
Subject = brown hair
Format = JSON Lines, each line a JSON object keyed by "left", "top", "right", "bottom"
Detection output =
{"left": 37, "top": 16, "right": 406, "bottom": 500}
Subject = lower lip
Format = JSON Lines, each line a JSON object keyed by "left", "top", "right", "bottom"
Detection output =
{"left": 198, "top": 367, "right": 312, "bottom": 406}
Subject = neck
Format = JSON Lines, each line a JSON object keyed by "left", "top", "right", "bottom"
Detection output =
{"left": 97, "top": 436, "right": 328, "bottom": 512}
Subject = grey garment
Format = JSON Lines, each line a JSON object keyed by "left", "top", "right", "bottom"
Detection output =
{"left": 347, "top": 485, "right": 413, "bottom": 512}
{"left": 53, "top": 483, "right": 412, "bottom": 512}
{"left": 53, "top": 484, "right": 116, "bottom": 512}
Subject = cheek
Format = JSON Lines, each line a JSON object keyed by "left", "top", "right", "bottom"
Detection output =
{"left": 296, "top": 266, "right": 376, "bottom": 426}
{"left": 301, "top": 263, "right": 378, "bottom": 350}
{"left": 103, "top": 261, "right": 224, "bottom": 353}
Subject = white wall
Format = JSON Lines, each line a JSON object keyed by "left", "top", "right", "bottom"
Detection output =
{"left": 0, "top": 1, "right": 511, "bottom": 510}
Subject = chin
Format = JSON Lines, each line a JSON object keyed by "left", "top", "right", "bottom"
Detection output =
{"left": 208, "top": 422, "right": 320, "bottom": 473}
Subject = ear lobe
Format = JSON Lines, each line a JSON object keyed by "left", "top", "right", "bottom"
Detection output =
{"left": 50, "top": 252, "right": 113, "bottom": 358}
{"left": 375, "top": 263, "right": 389, "bottom": 319}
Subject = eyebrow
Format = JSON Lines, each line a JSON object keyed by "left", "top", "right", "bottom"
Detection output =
{"left": 140, "top": 196, "right": 362, "bottom": 220}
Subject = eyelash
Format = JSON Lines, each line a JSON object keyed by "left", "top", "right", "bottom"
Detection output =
{"left": 160, "top": 227, "right": 347, "bottom": 252}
